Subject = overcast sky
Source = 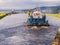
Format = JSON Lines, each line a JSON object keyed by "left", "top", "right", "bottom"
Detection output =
{"left": 0, "top": 0, "right": 60, "bottom": 9}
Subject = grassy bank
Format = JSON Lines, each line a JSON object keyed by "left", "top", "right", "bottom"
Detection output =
{"left": 0, "top": 13, "right": 7, "bottom": 19}
{"left": 0, "top": 12, "right": 12, "bottom": 19}
{"left": 0, "top": 12, "right": 11, "bottom": 19}
{"left": 48, "top": 14, "right": 60, "bottom": 18}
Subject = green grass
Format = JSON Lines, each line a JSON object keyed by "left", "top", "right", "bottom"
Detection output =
{"left": 0, "top": 12, "right": 16, "bottom": 19}
{"left": 0, "top": 13, "right": 8, "bottom": 19}
{"left": 48, "top": 14, "right": 60, "bottom": 18}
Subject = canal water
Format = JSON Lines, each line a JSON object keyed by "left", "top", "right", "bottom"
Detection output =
{"left": 0, "top": 14, "right": 28, "bottom": 30}
{"left": 0, "top": 13, "right": 60, "bottom": 30}
{"left": 0, "top": 13, "right": 60, "bottom": 45}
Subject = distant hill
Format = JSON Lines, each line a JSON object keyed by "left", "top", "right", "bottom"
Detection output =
{"left": 0, "top": 6, "right": 60, "bottom": 14}
{"left": 33, "top": 6, "right": 60, "bottom": 13}
{"left": 22, "top": 6, "right": 60, "bottom": 14}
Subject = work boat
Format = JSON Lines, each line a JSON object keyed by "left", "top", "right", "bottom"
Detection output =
{"left": 27, "top": 11, "right": 49, "bottom": 26}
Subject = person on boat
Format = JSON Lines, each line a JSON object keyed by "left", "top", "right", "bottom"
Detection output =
{"left": 32, "top": 11, "right": 43, "bottom": 18}
{"left": 27, "top": 10, "right": 32, "bottom": 18}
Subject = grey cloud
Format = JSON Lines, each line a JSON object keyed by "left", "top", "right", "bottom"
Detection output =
{"left": 0, "top": 0, "right": 60, "bottom": 9}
